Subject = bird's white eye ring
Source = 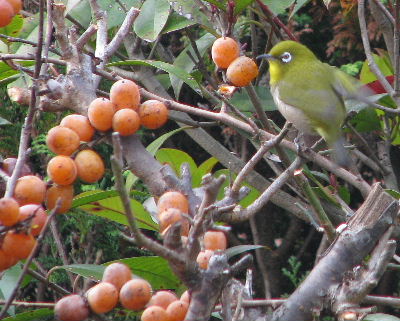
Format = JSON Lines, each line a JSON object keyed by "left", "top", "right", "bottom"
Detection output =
{"left": 281, "top": 52, "right": 292, "bottom": 63}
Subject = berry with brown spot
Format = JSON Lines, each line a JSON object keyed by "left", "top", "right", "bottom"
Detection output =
{"left": 45, "top": 184, "right": 74, "bottom": 214}
{"left": 0, "top": 0, "right": 14, "bottom": 28}
{"left": 46, "top": 126, "right": 80, "bottom": 156}
{"left": 2, "top": 231, "right": 36, "bottom": 259}
{"left": 47, "top": 156, "right": 77, "bottom": 186}
{"left": 0, "top": 197, "right": 20, "bottom": 226}
{"left": 158, "top": 208, "right": 189, "bottom": 237}
{"left": 119, "top": 278, "right": 152, "bottom": 311}
{"left": 88, "top": 97, "right": 116, "bottom": 131}
{"left": 102, "top": 262, "right": 132, "bottom": 291}
{"left": 211, "top": 37, "right": 240, "bottom": 69}
{"left": 60, "top": 114, "right": 95, "bottom": 142}
{"left": 203, "top": 230, "right": 228, "bottom": 251}
{"left": 166, "top": 300, "right": 189, "bottom": 321}
{"left": 112, "top": 108, "right": 141, "bottom": 136}
{"left": 141, "top": 306, "right": 168, "bottom": 321}
{"left": 226, "top": 56, "right": 259, "bottom": 87}
{"left": 54, "top": 294, "right": 90, "bottom": 321}
{"left": 196, "top": 250, "right": 214, "bottom": 269}
{"left": 74, "top": 149, "right": 105, "bottom": 183}
{"left": 110, "top": 79, "right": 141, "bottom": 111}
{"left": 138, "top": 100, "right": 169, "bottom": 129}
{"left": 86, "top": 282, "right": 119, "bottom": 314}
{"left": 14, "top": 175, "right": 46, "bottom": 205}
{"left": 157, "top": 191, "right": 189, "bottom": 214}
{"left": 147, "top": 290, "right": 178, "bottom": 310}
{"left": 18, "top": 204, "right": 47, "bottom": 237}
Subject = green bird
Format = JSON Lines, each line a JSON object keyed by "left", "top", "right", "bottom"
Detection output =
{"left": 258, "top": 40, "right": 363, "bottom": 166}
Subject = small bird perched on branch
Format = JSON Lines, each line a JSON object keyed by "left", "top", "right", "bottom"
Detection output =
{"left": 258, "top": 40, "right": 365, "bottom": 166}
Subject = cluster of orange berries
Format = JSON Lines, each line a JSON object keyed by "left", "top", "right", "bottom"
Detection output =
{"left": 156, "top": 190, "right": 228, "bottom": 270}
{"left": 55, "top": 262, "right": 190, "bottom": 321}
{"left": 211, "top": 36, "right": 259, "bottom": 87}
{"left": 0, "top": 0, "right": 21, "bottom": 28}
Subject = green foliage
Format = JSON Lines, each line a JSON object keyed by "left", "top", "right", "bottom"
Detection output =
{"left": 340, "top": 61, "right": 363, "bottom": 77}
{"left": 282, "top": 256, "right": 307, "bottom": 288}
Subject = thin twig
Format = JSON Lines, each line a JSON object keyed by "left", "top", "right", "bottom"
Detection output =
{"left": 394, "top": 0, "right": 400, "bottom": 97}
{"left": 371, "top": 0, "right": 395, "bottom": 25}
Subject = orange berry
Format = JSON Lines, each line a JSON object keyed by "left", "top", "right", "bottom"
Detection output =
{"left": 47, "top": 156, "right": 77, "bottom": 186}
{"left": 203, "top": 230, "right": 227, "bottom": 251}
{"left": 2, "top": 231, "right": 36, "bottom": 259}
{"left": 2, "top": 157, "right": 31, "bottom": 177}
{"left": 112, "top": 108, "right": 141, "bottom": 136}
{"left": 5, "top": 0, "right": 22, "bottom": 14}
{"left": 196, "top": 250, "right": 214, "bottom": 269}
{"left": 14, "top": 175, "right": 46, "bottom": 205}
{"left": 18, "top": 204, "right": 48, "bottom": 237}
{"left": 110, "top": 79, "right": 141, "bottom": 111}
{"left": 119, "top": 278, "right": 152, "bottom": 311}
{"left": 86, "top": 282, "right": 119, "bottom": 314}
{"left": 180, "top": 290, "right": 190, "bottom": 304}
{"left": 166, "top": 300, "right": 189, "bottom": 321}
{"left": 148, "top": 290, "right": 178, "bottom": 310}
{"left": 0, "top": 249, "right": 18, "bottom": 271}
{"left": 46, "top": 126, "right": 80, "bottom": 156}
{"left": 60, "top": 114, "right": 95, "bottom": 142}
{"left": 0, "top": 0, "right": 14, "bottom": 28}
{"left": 88, "top": 97, "right": 115, "bottom": 131}
{"left": 0, "top": 197, "right": 20, "bottom": 226}
{"left": 45, "top": 184, "right": 74, "bottom": 214}
{"left": 55, "top": 294, "right": 90, "bottom": 321}
{"left": 157, "top": 191, "right": 189, "bottom": 214}
{"left": 138, "top": 100, "right": 169, "bottom": 129}
{"left": 226, "top": 56, "right": 259, "bottom": 87}
{"left": 158, "top": 208, "right": 189, "bottom": 236}
{"left": 211, "top": 37, "right": 240, "bottom": 69}
{"left": 102, "top": 262, "right": 132, "bottom": 291}
{"left": 74, "top": 149, "right": 105, "bottom": 183}
{"left": 141, "top": 306, "right": 168, "bottom": 321}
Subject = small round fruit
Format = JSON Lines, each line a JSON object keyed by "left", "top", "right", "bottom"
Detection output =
{"left": 110, "top": 79, "right": 140, "bottom": 111}
{"left": 55, "top": 294, "right": 90, "bottom": 321}
{"left": 226, "top": 56, "right": 259, "bottom": 87}
{"left": 47, "top": 156, "right": 77, "bottom": 186}
{"left": 211, "top": 37, "right": 240, "bottom": 69}
{"left": 102, "top": 262, "right": 132, "bottom": 291}
{"left": 46, "top": 184, "right": 74, "bottom": 214}
{"left": 166, "top": 300, "right": 189, "bottom": 321}
{"left": 14, "top": 175, "right": 46, "bottom": 205}
{"left": 119, "top": 278, "right": 152, "bottom": 311}
{"left": 180, "top": 290, "right": 190, "bottom": 304}
{"left": 0, "top": 249, "right": 18, "bottom": 271}
{"left": 141, "top": 306, "right": 168, "bottom": 321}
{"left": 157, "top": 191, "right": 189, "bottom": 214}
{"left": 88, "top": 97, "right": 115, "bottom": 131}
{"left": 2, "top": 231, "right": 36, "bottom": 259}
{"left": 203, "top": 230, "right": 227, "bottom": 251}
{"left": 46, "top": 126, "right": 80, "bottom": 156}
{"left": 196, "top": 250, "right": 214, "bottom": 270}
{"left": 112, "top": 108, "right": 141, "bottom": 136}
{"left": 158, "top": 208, "right": 189, "bottom": 236}
{"left": 0, "top": 0, "right": 14, "bottom": 28}
{"left": 86, "top": 282, "right": 119, "bottom": 314}
{"left": 2, "top": 157, "right": 31, "bottom": 177}
{"left": 74, "top": 149, "right": 105, "bottom": 183}
{"left": 60, "top": 114, "right": 95, "bottom": 142}
{"left": 5, "top": 0, "right": 22, "bottom": 14}
{"left": 0, "top": 197, "right": 20, "bottom": 226}
{"left": 138, "top": 100, "right": 169, "bottom": 130}
{"left": 148, "top": 290, "right": 178, "bottom": 310}
{"left": 18, "top": 204, "right": 48, "bottom": 237}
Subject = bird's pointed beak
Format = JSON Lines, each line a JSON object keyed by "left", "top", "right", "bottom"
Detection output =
{"left": 256, "top": 53, "right": 277, "bottom": 61}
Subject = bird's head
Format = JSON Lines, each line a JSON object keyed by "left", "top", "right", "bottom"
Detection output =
{"left": 258, "top": 40, "right": 318, "bottom": 84}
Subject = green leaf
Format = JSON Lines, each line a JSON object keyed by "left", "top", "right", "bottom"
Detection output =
{"left": 261, "top": 0, "right": 295, "bottom": 15}
{"left": 230, "top": 86, "right": 276, "bottom": 113}
{"left": 349, "top": 108, "right": 381, "bottom": 133}
{"left": 170, "top": 33, "right": 215, "bottom": 98}
{"left": 385, "top": 189, "right": 400, "bottom": 199}
{"left": 162, "top": 12, "right": 196, "bottom": 34}
{"left": 53, "top": 264, "right": 105, "bottom": 281}
{"left": 2, "top": 309, "right": 53, "bottom": 321}
{"left": 156, "top": 148, "right": 197, "bottom": 177}
{"left": 360, "top": 54, "right": 393, "bottom": 84}
{"left": 0, "top": 117, "right": 11, "bottom": 125}
{"left": 234, "top": 0, "right": 255, "bottom": 14}
{"left": 169, "top": 1, "right": 214, "bottom": 29}
{"left": 0, "top": 14, "right": 24, "bottom": 39}
{"left": 72, "top": 190, "right": 120, "bottom": 207}
{"left": 363, "top": 314, "right": 400, "bottom": 321}
{"left": 107, "top": 59, "right": 200, "bottom": 95}
{"left": 134, "top": 0, "right": 170, "bottom": 42}
{"left": 225, "top": 245, "right": 265, "bottom": 258}
{"left": 203, "top": 0, "right": 226, "bottom": 10}
{"left": 291, "top": 0, "right": 311, "bottom": 18}
{"left": 338, "top": 186, "right": 351, "bottom": 204}
{"left": 192, "top": 157, "right": 219, "bottom": 187}
{"left": 147, "top": 128, "right": 188, "bottom": 156}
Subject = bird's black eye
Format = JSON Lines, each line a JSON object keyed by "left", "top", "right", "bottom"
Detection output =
{"left": 280, "top": 52, "right": 292, "bottom": 63}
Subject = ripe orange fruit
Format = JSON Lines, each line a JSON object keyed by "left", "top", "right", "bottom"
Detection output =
{"left": 196, "top": 250, "right": 214, "bottom": 269}
{"left": 47, "top": 156, "right": 78, "bottom": 186}
{"left": 14, "top": 175, "right": 46, "bottom": 205}
{"left": 54, "top": 294, "right": 90, "bottom": 321}
{"left": 203, "top": 230, "right": 227, "bottom": 251}
{"left": 0, "top": 0, "right": 14, "bottom": 28}
{"left": 138, "top": 100, "right": 169, "bottom": 129}
{"left": 45, "top": 184, "right": 74, "bottom": 214}
{"left": 148, "top": 290, "right": 178, "bottom": 310}
{"left": 226, "top": 56, "right": 259, "bottom": 87}
{"left": 46, "top": 126, "right": 80, "bottom": 156}
{"left": 2, "top": 231, "right": 36, "bottom": 259}
{"left": 18, "top": 204, "right": 48, "bottom": 237}
{"left": 141, "top": 306, "right": 168, "bottom": 321}
{"left": 60, "top": 114, "right": 95, "bottom": 142}
{"left": 0, "top": 249, "right": 18, "bottom": 271}
{"left": 158, "top": 208, "right": 189, "bottom": 236}
{"left": 211, "top": 37, "right": 240, "bottom": 69}
{"left": 86, "top": 282, "right": 119, "bottom": 314}
{"left": 119, "top": 278, "right": 152, "bottom": 311}
{"left": 110, "top": 79, "right": 140, "bottom": 111}
{"left": 112, "top": 108, "right": 141, "bottom": 136}
{"left": 166, "top": 300, "right": 189, "bottom": 321}
{"left": 0, "top": 197, "right": 20, "bottom": 226}
{"left": 88, "top": 97, "right": 115, "bottom": 131}
{"left": 2, "top": 157, "right": 31, "bottom": 177}
{"left": 157, "top": 191, "right": 189, "bottom": 214}
{"left": 102, "top": 262, "right": 132, "bottom": 291}
{"left": 74, "top": 149, "right": 105, "bottom": 183}
{"left": 5, "top": 0, "right": 22, "bottom": 14}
